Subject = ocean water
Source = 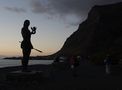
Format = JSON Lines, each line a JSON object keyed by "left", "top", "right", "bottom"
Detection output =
{"left": 0, "top": 59, "right": 54, "bottom": 68}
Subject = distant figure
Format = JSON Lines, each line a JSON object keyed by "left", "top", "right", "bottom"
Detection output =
{"left": 69, "top": 56, "right": 80, "bottom": 77}
{"left": 54, "top": 55, "right": 60, "bottom": 63}
{"left": 69, "top": 56, "right": 75, "bottom": 69}
{"left": 75, "top": 56, "right": 80, "bottom": 66}
{"left": 104, "top": 55, "right": 112, "bottom": 74}
{"left": 21, "top": 20, "right": 36, "bottom": 72}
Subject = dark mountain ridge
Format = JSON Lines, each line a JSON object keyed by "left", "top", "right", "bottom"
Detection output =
{"left": 57, "top": 2, "right": 122, "bottom": 64}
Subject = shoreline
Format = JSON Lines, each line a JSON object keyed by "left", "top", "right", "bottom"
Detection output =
{"left": 3, "top": 55, "right": 54, "bottom": 60}
{"left": 0, "top": 59, "right": 53, "bottom": 68}
{"left": 2, "top": 59, "right": 53, "bottom": 60}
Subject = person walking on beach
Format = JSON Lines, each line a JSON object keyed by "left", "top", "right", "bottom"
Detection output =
{"left": 104, "top": 54, "right": 112, "bottom": 74}
{"left": 21, "top": 20, "right": 36, "bottom": 72}
{"left": 70, "top": 56, "right": 80, "bottom": 77}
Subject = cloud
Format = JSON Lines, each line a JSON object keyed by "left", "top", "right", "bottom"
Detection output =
{"left": 30, "top": 0, "right": 52, "bottom": 14}
{"left": 30, "top": 0, "right": 121, "bottom": 16}
{"left": 4, "top": 7, "right": 26, "bottom": 13}
{"left": 30, "top": 0, "right": 122, "bottom": 25}
{"left": 30, "top": 0, "right": 88, "bottom": 17}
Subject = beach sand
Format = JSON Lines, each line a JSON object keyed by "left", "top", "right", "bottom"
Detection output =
{"left": 0, "top": 62, "right": 122, "bottom": 90}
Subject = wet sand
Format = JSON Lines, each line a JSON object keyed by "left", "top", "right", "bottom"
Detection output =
{"left": 0, "top": 62, "right": 122, "bottom": 90}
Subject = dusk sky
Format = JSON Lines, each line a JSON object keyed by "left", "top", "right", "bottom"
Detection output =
{"left": 0, "top": 0, "right": 121, "bottom": 57}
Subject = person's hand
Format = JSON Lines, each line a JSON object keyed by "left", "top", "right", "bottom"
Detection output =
{"left": 31, "top": 27, "right": 37, "bottom": 31}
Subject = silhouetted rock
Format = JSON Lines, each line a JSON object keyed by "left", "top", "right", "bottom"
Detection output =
{"left": 58, "top": 2, "right": 122, "bottom": 64}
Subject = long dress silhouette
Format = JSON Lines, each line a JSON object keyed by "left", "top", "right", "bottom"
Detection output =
{"left": 21, "top": 20, "right": 36, "bottom": 72}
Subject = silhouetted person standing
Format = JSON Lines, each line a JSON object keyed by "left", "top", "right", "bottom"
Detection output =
{"left": 21, "top": 20, "right": 36, "bottom": 72}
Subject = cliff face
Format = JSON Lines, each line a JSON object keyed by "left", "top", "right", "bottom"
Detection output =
{"left": 58, "top": 2, "right": 122, "bottom": 64}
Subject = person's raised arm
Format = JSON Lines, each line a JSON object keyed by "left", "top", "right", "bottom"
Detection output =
{"left": 31, "top": 27, "right": 36, "bottom": 34}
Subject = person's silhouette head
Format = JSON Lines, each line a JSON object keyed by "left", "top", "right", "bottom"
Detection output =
{"left": 24, "top": 20, "right": 30, "bottom": 27}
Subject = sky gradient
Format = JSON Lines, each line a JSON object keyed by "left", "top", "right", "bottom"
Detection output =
{"left": 0, "top": 0, "right": 121, "bottom": 57}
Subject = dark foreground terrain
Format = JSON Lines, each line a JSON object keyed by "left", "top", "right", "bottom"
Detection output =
{"left": 0, "top": 60, "right": 122, "bottom": 90}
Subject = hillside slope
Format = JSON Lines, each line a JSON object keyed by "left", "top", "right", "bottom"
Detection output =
{"left": 58, "top": 2, "right": 122, "bottom": 64}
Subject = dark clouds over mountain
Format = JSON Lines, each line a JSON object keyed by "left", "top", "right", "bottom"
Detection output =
{"left": 4, "top": 0, "right": 121, "bottom": 25}
{"left": 30, "top": 0, "right": 122, "bottom": 17}
{"left": 4, "top": 0, "right": 122, "bottom": 16}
